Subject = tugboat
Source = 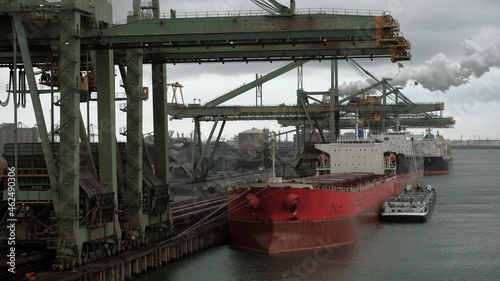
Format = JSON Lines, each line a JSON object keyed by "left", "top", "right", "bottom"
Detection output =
{"left": 380, "top": 184, "right": 437, "bottom": 223}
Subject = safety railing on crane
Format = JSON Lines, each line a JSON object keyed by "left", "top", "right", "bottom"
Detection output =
{"left": 114, "top": 8, "right": 387, "bottom": 25}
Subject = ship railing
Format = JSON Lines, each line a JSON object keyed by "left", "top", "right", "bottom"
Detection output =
{"left": 337, "top": 139, "right": 375, "bottom": 144}
{"left": 315, "top": 161, "right": 330, "bottom": 176}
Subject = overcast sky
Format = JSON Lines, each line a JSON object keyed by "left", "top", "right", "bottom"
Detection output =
{"left": 1, "top": 0, "right": 499, "bottom": 141}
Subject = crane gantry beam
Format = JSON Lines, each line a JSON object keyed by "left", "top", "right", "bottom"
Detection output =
{"left": 166, "top": 103, "right": 454, "bottom": 129}
{"left": 0, "top": 5, "right": 410, "bottom": 64}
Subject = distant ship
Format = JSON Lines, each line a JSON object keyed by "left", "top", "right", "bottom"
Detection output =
{"left": 416, "top": 129, "right": 453, "bottom": 175}
{"left": 227, "top": 131, "right": 423, "bottom": 254}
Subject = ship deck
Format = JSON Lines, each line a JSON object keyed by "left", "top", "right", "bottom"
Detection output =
{"left": 232, "top": 172, "right": 395, "bottom": 192}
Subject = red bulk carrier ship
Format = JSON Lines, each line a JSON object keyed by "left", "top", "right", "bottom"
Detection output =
{"left": 228, "top": 134, "right": 421, "bottom": 254}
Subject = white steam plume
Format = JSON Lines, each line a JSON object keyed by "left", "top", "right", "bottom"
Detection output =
{"left": 338, "top": 80, "right": 376, "bottom": 96}
{"left": 393, "top": 39, "right": 500, "bottom": 92}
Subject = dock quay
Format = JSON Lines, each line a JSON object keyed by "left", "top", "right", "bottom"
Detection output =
{"left": 0, "top": 192, "right": 228, "bottom": 280}
{"left": 33, "top": 222, "right": 227, "bottom": 281}
{"left": 0, "top": 193, "right": 228, "bottom": 280}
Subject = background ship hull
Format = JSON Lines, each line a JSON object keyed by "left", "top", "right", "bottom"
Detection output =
{"left": 424, "top": 156, "right": 453, "bottom": 175}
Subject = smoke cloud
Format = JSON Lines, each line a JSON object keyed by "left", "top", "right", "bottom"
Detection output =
{"left": 393, "top": 39, "right": 500, "bottom": 92}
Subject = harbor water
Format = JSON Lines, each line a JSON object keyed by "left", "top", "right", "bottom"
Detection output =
{"left": 139, "top": 149, "right": 500, "bottom": 281}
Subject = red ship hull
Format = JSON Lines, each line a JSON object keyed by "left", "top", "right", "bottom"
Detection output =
{"left": 228, "top": 173, "right": 410, "bottom": 254}
{"left": 229, "top": 201, "right": 384, "bottom": 254}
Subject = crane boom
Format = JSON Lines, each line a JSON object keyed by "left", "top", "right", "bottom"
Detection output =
{"left": 251, "top": 0, "right": 295, "bottom": 15}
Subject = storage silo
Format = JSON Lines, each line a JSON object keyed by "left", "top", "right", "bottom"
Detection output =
{"left": 238, "top": 128, "right": 269, "bottom": 149}
{"left": 0, "top": 123, "right": 40, "bottom": 153}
